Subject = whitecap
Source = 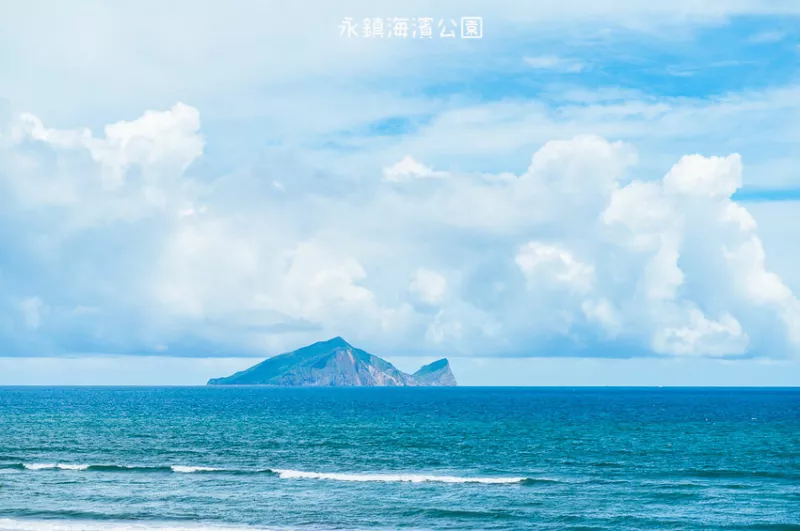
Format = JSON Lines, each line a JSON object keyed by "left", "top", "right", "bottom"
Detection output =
{"left": 22, "top": 463, "right": 89, "bottom": 471}
{"left": 170, "top": 466, "right": 223, "bottom": 474}
{"left": 271, "top": 469, "right": 526, "bottom": 484}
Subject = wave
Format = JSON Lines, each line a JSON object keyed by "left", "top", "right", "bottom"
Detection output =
{"left": 677, "top": 468, "right": 798, "bottom": 481}
{"left": 8, "top": 463, "right": 259, "bottom": 474}
{"left": 408, "top": 508, "right": 515, "bottom": 520}
{"left": 0, "top": 519, "right": 268, "bottom": 531}
{"left": 10, "top": 462, "right": 536, "bottom": 485}
{"left": 271, "top": 469, "right": 529, "bottom": 484}
{"left": 10, "top": 463, "right": 169, "bottom": 473}
{"left": 519, "top": 477, "right": 562, "bottom": 486}
{"left": 23, "top": 463, "right": 90, "bottom": 471}
{"left": 170, "top": 466, "right": 225, "bottom": 474}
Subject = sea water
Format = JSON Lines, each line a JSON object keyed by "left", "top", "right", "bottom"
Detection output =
{"left": 0, "top": 387, "right": 797, "bottom": 530}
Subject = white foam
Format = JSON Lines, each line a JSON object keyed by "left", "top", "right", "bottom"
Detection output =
{"left": 0, "top": 519, "right": 269, "bottom": 531}
{"left": 22, "top": 463, "right": 89, "bottom": 471}
{"left": 16, "top": 462, "right": 527, "bottom": 484}
{"left": 272, "top": 469, "right": 526, "bottom": 484}
{"left": 170, "top": 466, "right": 222, "bottom": 474}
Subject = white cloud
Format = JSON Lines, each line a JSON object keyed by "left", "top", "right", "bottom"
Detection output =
{"left": 600, "top": 151, "right": 800, "bottom": 356}
{"left": 524, "top": 55, "right": 585, "bottom": 73}
{"left": 89, "top": 102, "right": 204, "bottom": 188}
{"left": 409, "top": 268, "right": 447, "bottom": 305}
{"left": 366, "top": 86, "right": 800, "bottom": 191}
{"left": 4, "top": 103, "right": 204, "bottom": 227}
{"left": 17, "top": 102, "right": 202, "bottom": 189}
{"left": 581, "top": 299, "right": 622, "bottom": 336}
{"left": 641, "top": 234, "right": 684, "bottom": 302}
{"left": 723, "top": 235, "right": 800, "bottom": 344}
{"left": 2, "top": 105, "right": 799, "bottom": 361}
{"left": 516, "top": 242, "right": 594, "bottom": 294}
{"left": 651, "top": 310, "right": 748, "bottom": 356}
{"left": 0, "top": 1, "right": 799, "bottom": 377}
{"left": 382, "top": 156, "right": 447, "bottom": 182}
{"left": 425, "top": 310, "right": 463, "bottom": 345}
{"left": 663, "top": 154, "right": 742, "bottom": 198}
{"left": 278, "top": 242, "right": 377, "bottom": 319}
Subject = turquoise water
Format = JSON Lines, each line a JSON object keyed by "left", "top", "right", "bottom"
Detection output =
{"left": 0, "top": 387, "right": 798, "bottom": 530}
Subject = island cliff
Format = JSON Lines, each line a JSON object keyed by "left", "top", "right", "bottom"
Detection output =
{"left": 207, "top": 337, "right": 457, "bottom": 387}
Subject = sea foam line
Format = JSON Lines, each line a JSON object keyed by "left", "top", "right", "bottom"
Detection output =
{"left": 272, "top": 469, "right": 527, "bottom": 484}
{"left": 22, "top": 463, "right": 89, "bottom": 471}
{"left": 170, "top": 466, "right": 224, "bottom": 474}
{"left": 13, "top": 463, "right": 234, "bottom": 473}
{"left": 11, "top": 463, "right": 534, "bottom": 484}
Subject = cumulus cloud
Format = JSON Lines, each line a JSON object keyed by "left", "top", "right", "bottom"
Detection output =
{"left": 651, "top": 310, "right": 748, "bottom": 357}
{"left": 17, "top": 102, "right": 202, "bottom": 187}
{"left": 581, "top": 299, "right": 622, "bottom": 336}
{"left": 382, "top": 156, "right": 446, "bottom": 182}
{"left": 1, "top": 105, "right": 798, "bottom": 360}
{"left": 600, "top": 152, "right": 799, "bottom": 356}
{"left": 409, "top": 268, "right": 447, "bottom": 306}
{"left": 663, "top": 154, "right": 742, "bottom": 198}
{"left": 426, "top": 310, "right": 463, "bottom": 344}
{"left": 516, "top": 243, "right": 594, "bottom": 294}
{"left": 3, "top": 103, "right": 204, "bottom": 227}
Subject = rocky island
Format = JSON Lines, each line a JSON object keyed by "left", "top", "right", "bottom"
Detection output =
{"left": 207, "top": 337, "right": 457, "bottom": 387}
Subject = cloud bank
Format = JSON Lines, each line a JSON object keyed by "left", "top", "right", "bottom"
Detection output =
{"left": 0, "top": 105, "right": 798, "bottom": 359}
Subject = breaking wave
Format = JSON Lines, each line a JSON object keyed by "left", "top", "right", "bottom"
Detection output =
{"left": 23, "top": 463, "right": 91, "bottom": 471}
{"left": 6, "top": 462, "right": 537, "bottom": 484}
{"left": 170, "top": 466, "right": 225, "bottom": 474}
{"left": 272, "top": 469, "right": 530, "bottom": 484}
{"left": 7, "top": 463, "right": 171, "bottom": 473}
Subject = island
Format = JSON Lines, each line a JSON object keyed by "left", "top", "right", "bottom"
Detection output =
{"left": 207, "top": 337, "right": 457, "bottom": 387}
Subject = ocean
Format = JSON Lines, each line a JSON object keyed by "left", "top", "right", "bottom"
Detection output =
{"left": 0, "top": 387, "right": 797, "bottom": 530}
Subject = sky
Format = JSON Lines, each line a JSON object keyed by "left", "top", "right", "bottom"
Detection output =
{"left": 1, "top": 0, "right": 800, "bottom": 385}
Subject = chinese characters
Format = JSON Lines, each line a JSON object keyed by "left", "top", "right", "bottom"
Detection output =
{"left": 339, "top": 17, "right": 483, "bottom": 39}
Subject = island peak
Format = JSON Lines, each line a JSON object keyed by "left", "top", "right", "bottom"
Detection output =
{"left": 317, "top": 336, "right": 352, "bottom": 348}
{"left": 208, "top": 340, "right": 457, "bottom": 387}
{"left": 413, "top": 358, "right": 457, "bottom": 387}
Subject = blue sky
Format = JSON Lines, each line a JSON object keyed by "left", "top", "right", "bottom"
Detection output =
{"left": 1, "top": 0, "right": 800, "bottom": 385}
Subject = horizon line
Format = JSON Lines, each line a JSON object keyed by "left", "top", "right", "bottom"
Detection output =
{"left": 1, "top": 384, "right": 798, "bottom": 389}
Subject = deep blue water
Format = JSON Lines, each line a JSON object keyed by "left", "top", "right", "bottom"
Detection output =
{"left": 0, "top": 387, "right": 798, "bottom": 530}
